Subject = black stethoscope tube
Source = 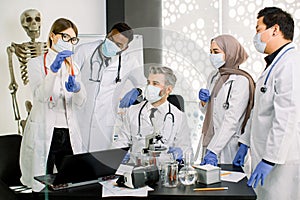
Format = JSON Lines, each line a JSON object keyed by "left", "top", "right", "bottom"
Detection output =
{"left": 137, "top": 101, "right": 174, "bottom": 136}
{"left": 89, "top": 41, "right": 122, "bottom": 83}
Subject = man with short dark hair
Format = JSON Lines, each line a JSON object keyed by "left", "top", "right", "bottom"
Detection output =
{"left": 74, "top": 23, "right": 146, "bottom": 152}
{"left": 233, "top": 7, "right": 300, "bottom": 200}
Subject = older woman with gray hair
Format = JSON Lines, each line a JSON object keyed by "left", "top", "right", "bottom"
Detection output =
{"left": 198, "top": 34, "right": 255, "bottom": 166}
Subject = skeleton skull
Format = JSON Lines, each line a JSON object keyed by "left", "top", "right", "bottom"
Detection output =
{"left": 20, "top": 9, "right": 41, "bottom": 42}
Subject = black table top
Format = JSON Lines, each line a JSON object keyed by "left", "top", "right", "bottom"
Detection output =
{"left": 35, "top": 164, "right": 256, "bottom": 200}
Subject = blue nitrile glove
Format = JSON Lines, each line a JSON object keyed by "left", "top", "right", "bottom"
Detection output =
{"left": 232, "top": 143, "right": 248, "bottom": 166}
{"left": 247, "top": 160, "right": 274, "bottom": 188}
{"left": 200, "top": 150, "right": 218, "bottom": 166}
{"left": 65, "top": 75, "right": 81, "bottom": 93}
{"left": 50, "top": 50, "right": 73, "bottom": 73}
{"left": 198, "top": 88, "right": 210, "bottom": 102}
{"left": 119, "top": 88, "right": 140, "bottom": 108}
{"left": 167, "top": 147, "right": 183, "bottom": 161}
{"left": 121, "top": 152, "right": 130, "bottom": 164}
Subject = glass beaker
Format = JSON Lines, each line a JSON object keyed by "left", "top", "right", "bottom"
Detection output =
{"left": 178, "top": 149, "right": 197, "bottom": 185}
{"left": 161, "top": 161, "right": 178, "bottom": 187}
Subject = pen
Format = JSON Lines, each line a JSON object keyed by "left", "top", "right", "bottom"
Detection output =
{"left": 221, "top": 172, "right": 232, "bottom": 176}
{"left": 193, "top": 187, "right": 229, "bottom": 191}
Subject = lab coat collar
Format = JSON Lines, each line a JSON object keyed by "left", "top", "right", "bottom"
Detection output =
{"left": 146, "top": 100, "right": 169, "bottom": 115}
{"left": 268, "top": 42, "right": 295, "bottom": 66}
{"left": 45, "top": 49, "right": 57, "bottom": 69}
{"left": 225, "top": 74, "right": 237, "bottom": 83}
{"left": 211, "top": 69, "right": 236, "bottom": 84}
{"left": 264, "top": 42, "right": 290, "bottom": 68}
{"left": 260, "top": 42, "right": 296, "bottom": 77}
{"left": 257, "top": 42, "right": 296, "bottom": 83}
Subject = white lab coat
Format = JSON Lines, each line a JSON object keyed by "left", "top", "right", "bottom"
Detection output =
{"left": 239, "top": 43, "right": 300, "bottom": 200}
{"left": 112, "top": 100, "right": 192, "bottom": 163}
{"left": 200, "top": 70, "right": 250, "bottom": 163}
{"left": 74, "top": 40, "right": 146, "bottom": 152}
{"left": 19, "top": 49, "right": 86, "bottom": 191}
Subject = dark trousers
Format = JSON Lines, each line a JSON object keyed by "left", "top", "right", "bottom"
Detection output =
{"left": 46, "top": 128, "right": 73, "bottom": 174}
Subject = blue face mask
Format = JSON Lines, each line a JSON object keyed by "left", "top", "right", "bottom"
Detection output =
{"left": 53, "top": 38, "right": 73, "bottom": 52}
{"left": 253, "top": 27, "right": 274, "bottom": 54}
{"left": 209, "top": 53, "right": 225, "bottom": 69}
{"left": 253, "top": 33, "right": 267, "bottom": 54}
{"left": 101, "top": 38, "right": 121, "bottom": 57}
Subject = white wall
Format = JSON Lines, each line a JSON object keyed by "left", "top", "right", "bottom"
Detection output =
{"left": 0, "top": 0, "right": 106, "bottom": 134}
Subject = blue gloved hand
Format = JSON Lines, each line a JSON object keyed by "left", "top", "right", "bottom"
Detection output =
{"left": 198, "top": 89, "right": 210, "bottom": 102}
{"left": 167, "top": 147, "right": 183, "bottom": 161}
{"left": 232, "top": 143, "right": 248, "bottom": 166}
{"left": 50, "top": 50, "right": 73, "bottom": 73}
{"left": 200, "top": 150, "right": 218, "bottom": 166}
{"left": 65, "top": 75, "right": 81, "bottom": 93}
{"left": 119, "top": 88, "right": 140, "bottom": 108}
{"left": 247, "top": 160, "right": 274, "bottom": 188}
{"left": 121, "top": 152, "right": 130, "bottom": 164}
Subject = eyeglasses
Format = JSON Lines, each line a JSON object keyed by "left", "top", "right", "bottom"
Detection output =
{"left": 56, "top": 33, "right": 80, "bottom": 45}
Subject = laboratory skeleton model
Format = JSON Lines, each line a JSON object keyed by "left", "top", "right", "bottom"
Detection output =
{"left": 7, "top": 9, "right": 48, "bottom": 133}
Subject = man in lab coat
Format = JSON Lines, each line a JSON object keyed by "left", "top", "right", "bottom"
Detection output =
{"left": 74, "top": 23, "right": 146, "bottom": 152}
{"left": 233, "top": 7, "right": 300, "bottom": 200}
{"left": 112, "top": 66, "right": 191, "bottom": 164}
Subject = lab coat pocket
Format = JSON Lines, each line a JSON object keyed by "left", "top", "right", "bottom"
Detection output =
{"left": 101, "top": 65, "right": 119, "bottom": 86}
{"left": 285, "top": 122, "right": 300, "bottom": 162}
{"left": 23, "top": 121, "right": 40, "bottom": 150}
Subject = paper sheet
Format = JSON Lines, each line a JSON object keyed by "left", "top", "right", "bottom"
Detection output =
{"left": 115, "top": 164, "right": 134, "bottom": 175}
{"left": 220, "top": 170, "right": 247, "bottom": 183}
{"left": 9, "top": 186, "right": 32, "bottom": 193}
{"left": 99, "top": 178, "right": 153, "bottom": 197}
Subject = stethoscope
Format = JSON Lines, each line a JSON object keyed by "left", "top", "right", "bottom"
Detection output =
{"left": 89, "top": 41, "right": 122, "bottom": 83}
{"left": 260, "top": 47, "right": 294, "bottom": 93}
{"left": 210, "top": 72, "right": 233, "bottom": 110}
{"left": 137, "top": 101, "right": 175, "bottom": 141}
{"left": 223, "top": 80, "right": 233, "bottom": 110}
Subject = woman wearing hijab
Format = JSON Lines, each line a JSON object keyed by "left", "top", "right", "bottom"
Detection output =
{"left": 198, "top": 34, "right": 255, "bottom": 165}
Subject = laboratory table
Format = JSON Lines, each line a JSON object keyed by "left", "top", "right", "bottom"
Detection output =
{"left": 33, "top": 164, "right": 256, "bottom": 200}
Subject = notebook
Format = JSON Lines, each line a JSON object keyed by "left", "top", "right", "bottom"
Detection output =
{"left": 34, "top": 147, "right": 129, "bottom": 190}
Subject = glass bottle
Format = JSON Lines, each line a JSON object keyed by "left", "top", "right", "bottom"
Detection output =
{"left": 178, "top": 148, "right": 197, "bottom": 185}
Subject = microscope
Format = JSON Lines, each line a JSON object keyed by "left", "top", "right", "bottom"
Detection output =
{"left": 142, "top": 132, "right": 167, "bottom": 154}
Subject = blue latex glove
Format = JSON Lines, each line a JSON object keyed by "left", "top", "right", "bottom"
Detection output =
{"left": 200, "top": 150, "right": 218, "bottom": 166}
{"left": 247, "top": 161, "right": 274, "bottom": 188}
{"left": 65, "top": 75, "right": 81, "bottom": 93}
{"left": 119, "top": 88, "right": 140, "bottom": 108}
{"left": 198, "top": 89, "right": 210, "bottom": 102}
{"left": 167, "top": 147, "right": 183, "bottom": 161}
{"left": 121, "top": 152, "right": 130, "bottom": 164}
{"left": 232, "top": 143, "right": 248, "bottom": 166}
{"left": 50, "top": 50, "right": 73, "bottom": 73}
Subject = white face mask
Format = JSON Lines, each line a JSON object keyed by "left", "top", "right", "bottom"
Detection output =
{"left": 209, "top": 53, "right": 225, "bottom": 69}
{"left": 145, "top": 85, "right": 164, "bottom": 103}
{"left": 53, "top": 38, "right": 73, "bottom": 52}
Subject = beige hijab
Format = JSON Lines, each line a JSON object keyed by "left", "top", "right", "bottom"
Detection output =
{"left": 202, "top": 35, "right": 255, "bottom": 147}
